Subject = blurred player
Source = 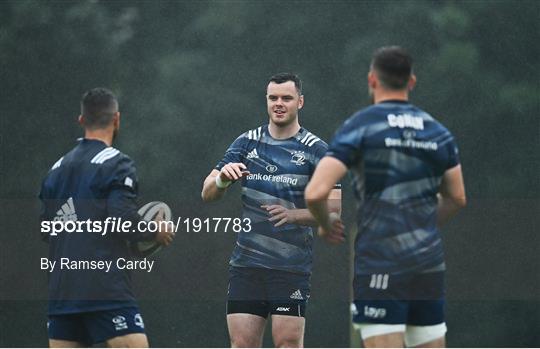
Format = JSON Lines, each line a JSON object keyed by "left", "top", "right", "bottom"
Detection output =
{"left": 39, "top": 88, "right": 175, "bottom": 347}
{"left": 202, "top": 73, "right": 341, "bottom": 348}
{"left": 305, "top": 47, "right": 466, "bottom": 347}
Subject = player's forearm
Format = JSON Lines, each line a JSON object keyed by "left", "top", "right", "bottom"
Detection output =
{"left": 290, "top": 209, "right": 319, "bottom": 226}
{"left": 306, "top": 200, "right": 331, "bottom": 230}
{"left": 303, "top": 197, "right": 342, "bottom": 227}
{"left": 201, "top": 175, "right": 227, "bottom": 202}
{"left": 436, "top": 194, "right": 466, "bottom": 227}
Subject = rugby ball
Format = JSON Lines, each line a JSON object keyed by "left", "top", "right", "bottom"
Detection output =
{"left": 129, "top": 201, "right": 172, "bottom": 258}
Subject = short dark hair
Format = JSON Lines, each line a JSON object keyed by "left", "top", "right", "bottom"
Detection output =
{"left": 80, "top": 88, "right": 118, "bottom": 129}
{"left": 268, "top": 72, "right": 302, "bottom": 94}
{"left": 371, "top": 46, "right": 413, "bottom": 90}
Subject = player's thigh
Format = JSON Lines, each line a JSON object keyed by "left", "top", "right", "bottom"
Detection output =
{"left": 361, "top": 330, "right": 405, "bottom": 348}
{"left": 84, "top": 307, "right": 146, "bottom": 346}
{"left": 271, "top": 314, "right": 305, "bottom": 348}
{"left": 227, "top": 313, "right": 267, "bottom": 348}
{"left": 106, "top": 333, "right": 149, "bottom": 348}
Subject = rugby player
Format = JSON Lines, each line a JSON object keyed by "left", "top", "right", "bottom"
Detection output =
{"left": 202, "top": 73, "right": 341, "bottom": 348}
{"left": 39, "top": 88, "right": 175, "bottom": 347}
{"left": 305, "top": 47, "right": 466, "bottom": 347}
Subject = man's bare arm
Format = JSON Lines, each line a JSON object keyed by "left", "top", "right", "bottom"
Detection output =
{"left": 305, "top": 156, "right": 348, "bottom": 243}
{"left": 201, "top": 163, "right": 250, "bottom": 202}
{"left": 263, "top": 189, "right": 341, "bottom": 227}
{"left": 437, "top": 164, "right": 466, "bottom": 227}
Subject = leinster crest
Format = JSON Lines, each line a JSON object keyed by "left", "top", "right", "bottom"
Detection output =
{"left": 290, "top": 151, "right": 306, "bottom": 166}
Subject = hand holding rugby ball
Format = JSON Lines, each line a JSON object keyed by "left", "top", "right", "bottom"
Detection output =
{"left": 130, "top": 201, "right": 175, "bottom": 257}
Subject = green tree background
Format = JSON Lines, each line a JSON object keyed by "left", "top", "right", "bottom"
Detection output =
{"left": 1, "top": 0, "right": 538, "bottom": 346}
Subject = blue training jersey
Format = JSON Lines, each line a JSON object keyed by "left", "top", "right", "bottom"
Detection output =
{"left": 327, "top": 100, "right": 460, "bottom": 276}
{"left": 39, "top": 138, "right": 155, "bottom": 315}
{"left": 216, "top": 125, "right": 330, "bottom": 275}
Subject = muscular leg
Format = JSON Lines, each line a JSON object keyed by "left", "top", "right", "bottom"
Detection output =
{"left": 271, "top": 314, "right": 305, "bottom": 348}
{"left": 49, "top": 339, "right": 84, "bottom": 348}
{"left": 362, "top": 332, "right": 404, "bottom": 348}
{"left": 227, "top": 313, "right": 267, "bottom": 348}
{"left": 106, "top": 333, "right": 149, "bottom": 348}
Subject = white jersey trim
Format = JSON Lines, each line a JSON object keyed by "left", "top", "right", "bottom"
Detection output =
{"left": 51, "top": 157, "right": 64, "bottom": 170}
{"left": 247, "top": 126, "right": 262, "bottom": 141}
{"left": 300, "top": 131, "right": 320, "bottom": 147}
{"left": 90, "top": 147, "right": 120, "bottom": 164}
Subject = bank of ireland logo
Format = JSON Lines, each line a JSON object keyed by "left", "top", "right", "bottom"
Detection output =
{"left": 290, "top": 151, "right": 306, "bottom": 166}
{"left": 266, "top": 164, "right": 278, "bottom": 173}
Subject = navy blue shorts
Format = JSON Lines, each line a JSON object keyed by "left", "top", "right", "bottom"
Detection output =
{"left": 226, "top": 266, "right": 310, "bottom": 318}
{"left": 352, "top": 271, "right": 445, "bottom": 326}
{"left": 48, "top": 307, "right": 145, "bottom": 345}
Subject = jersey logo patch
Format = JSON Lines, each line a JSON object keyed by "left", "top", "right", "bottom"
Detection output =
{"left": 364, "top": 306, "right": 386, "bottom": 319}
{"left": 246, "top": 148, "right": 259, "bottom": 159}
{"left": 290, "top": 151, "right": 306, "bottom": 165}
{"left": 369, "top": 274, "right": 389, "bottom": 290}
{"left": 387, "top": 113, "right": 424, "bottom": 130}
{"left": 134, "top": 313, "right": 144, "bottom": 329}
{"left": 54, "top": 197, "right": 78, "bottom": 222}
{"left": 112, "top": 315, "right": 128, "bottom": 331}
{"left": 266, "top": 165, "right": 278, "bottom": 173}
{"left": 124, "top": 177, "right": 134, "bottom": 188}
{"left": 290, "top": 289, "right": 303, "bottom": 300}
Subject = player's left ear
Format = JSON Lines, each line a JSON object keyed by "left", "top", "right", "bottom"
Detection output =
{"left": 408, "top": 74, "right": 417, "bottom": 91}
{"left": 78, "top": 115, "right": 85, "bottom": 126}
{"left": 298, "top": 95, "right": 304, "bottom": 110}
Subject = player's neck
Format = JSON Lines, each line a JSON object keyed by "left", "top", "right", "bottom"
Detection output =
{"left": 84, "top": 129, "right": 114, "bottom": 147}
{"left": 373, "top": 89, "right": 409, "bottom": 104}
{"left": 268, "top": 120, "right": 301, "bottom": 139}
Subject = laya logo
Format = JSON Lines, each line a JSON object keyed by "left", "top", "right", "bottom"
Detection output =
{"left": 290, "top": 151, "right": 306, "bottom": 166}
{"left": 364, "top": 306, "right": 386, "bottom": 319}
{"left": 266, "top": 165, "right": 278, "bottom": 173}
